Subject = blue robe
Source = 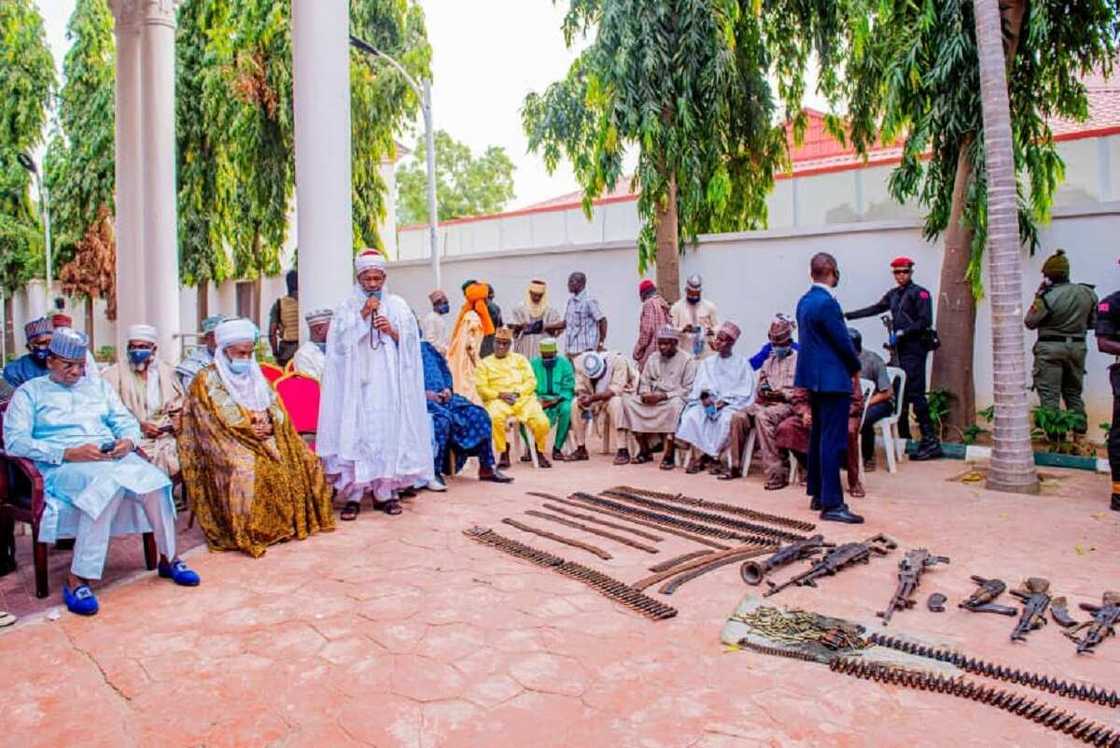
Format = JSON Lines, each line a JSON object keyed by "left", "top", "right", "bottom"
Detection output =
{"left": 421, "top": 341, "right": 494, "bottom": 475}
{"left": 3, "top": 353, "right": 48, "bottom": 388}
{"left": 2, "top": 376, "right": 173, "bottom": 547}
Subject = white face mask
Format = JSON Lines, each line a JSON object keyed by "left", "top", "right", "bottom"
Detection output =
{"left": 227, "top": 356, "right": 252, "bottom": 375}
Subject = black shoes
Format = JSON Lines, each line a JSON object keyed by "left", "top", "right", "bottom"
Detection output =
{"left": 911, "top": 437, "right": 944, "bottom": 461}
{"left": 810, "top": 497, "right": 821, "bottom": 512}
{"left": 820, "top": 505, "right": 865, "bottom": 524}
{"left": 1111, "top": 494, "right": 1120, "bottom": 512}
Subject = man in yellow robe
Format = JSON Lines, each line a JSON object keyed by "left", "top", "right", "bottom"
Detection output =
{"left": 474, "top": 327, "right": 552, "bottom": 468}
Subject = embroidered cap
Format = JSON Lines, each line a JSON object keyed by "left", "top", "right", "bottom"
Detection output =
{"left": 582, "top": 352, "right": 606, "bottom": 379}
{"left": 494, "top": 326, "right": 514, "bottom": 343}
{"left": 201, "top": 314, "right": 229, "bottom": 334}
{"left": 304, "top": 308, "right": 333, "bottom": 325}
{"left": 528, "top": 280, "right": 547, "bottom": 294}
{"left": 126, "top": 324, "right": 159, "bottom": 344}
{"left": 718, "top": 321, "right": 741, "bottom": 342}
{"left": 686, "top": 274, "right": 703, "bottom": 290}
{"left": 48, "top": 327, "right": 88, "bottom": 361}
{"left": 355, "top": 249, "right": 387, "bottom": 274}
{"left": 539, "top": 337, "right": 558, "bottom": 354}
{"left": 656, "top": 325, "right": 678, "bottom": 342}
{"left": 24, "top": 316, "right": 53, "bottom": 341}
{"left": 51, "top": 313, "right": 73, "bottom": 328}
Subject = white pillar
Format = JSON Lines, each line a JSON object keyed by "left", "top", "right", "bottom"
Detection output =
{"left": 292, "top": 0, "right": 353, "bottom": 340}
{"left": 140, "top": 0, "right": 181, "bottom": 361}
{"left": 26, "top": 280, "right": 47, "bottom": 320}
{"left": 111, "top": 2, "right": 145, "bottom": 353}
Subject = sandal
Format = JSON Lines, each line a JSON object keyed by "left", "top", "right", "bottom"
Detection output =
{"left": 849, "top": 485, "right": 867, "bottom": 499}
{"left": 685, "top": 462, "right": 704, "bottom": 475}
{"left": 631, "top": 453, "right": 652, "bottom": 465}
{"left": 659, "top": 458, "right": 675, "bottom": 471}
{"left": 717, "top": 467, "right": 742, "bottom": 481}
{"left": 613, "top": 451, "right": 632, "bottom": 466}
{"left": 0, "top": 611, "right": 16, "bottom": 628}
{"left": 382, "top": 499, "right": 403, "bottom": 516}
{"left": 341, "top": 501, "right": 360, "bottom": 521}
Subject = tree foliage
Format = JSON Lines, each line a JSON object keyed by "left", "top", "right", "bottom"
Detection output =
{"left": 58, "top": 204, "right": 116, "bottom": 321}
{"left": 351, "top": 0, "right": 431, "bottom": 250}
{"left": 177, "top": 0, "right": 235, "bottom": 287}
{"left": 0, "top": 0, "right": 55, "bottom": 293}
{"left": 523, "top": 0, "right": 841, "bottom": 272}
{"left": 828, "top": 0, "right": 1119, "bottom": 295}
{"left": 397, "top": 130, "right": 516, "bottom": 225}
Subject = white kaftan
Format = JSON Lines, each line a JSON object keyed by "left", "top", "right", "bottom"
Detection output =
{"left": 317, "top": 285, "right": 434, "bottom": 501}
{"left": 675, "top": 353, "right": 756, "bottom": 457}
{"left": 292, "top": 341, "right": 326, "bottom": 380}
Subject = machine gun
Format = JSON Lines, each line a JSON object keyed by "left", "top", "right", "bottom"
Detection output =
{"left": 1010, "top": 577, "right": 1052, "bottom": 643}
{"left": 880, "top": 314, "right": 899, "bottom": 366}
{"left": 959, "top": 575, "right": 1018, "bottom": 616}
{"left": 740, "top": 535, "right": 834, "bottom": 586}
{"left": 877, "top": 548, "right": 950, "bottom": 626}
{"left": 764, "top": 534, "right": 896, "bottom": 598}
{"left": 1065, "top": 591, "right": 1120, "bottom": 655}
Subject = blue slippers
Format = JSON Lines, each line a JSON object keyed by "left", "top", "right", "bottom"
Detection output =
{"left": 62, "top": 584, "right": 99, "bottom": 616}
{"left": 158, "top": 559, "right": 201, "bottom": 587}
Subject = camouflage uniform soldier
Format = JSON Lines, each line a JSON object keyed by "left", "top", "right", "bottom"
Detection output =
{"left": 1024, "top": 249, "right": 1097, "bottom": 435}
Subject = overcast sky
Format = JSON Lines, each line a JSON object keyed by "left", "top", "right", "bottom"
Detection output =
{"left": 36, "top": 0, "right": 592, "bottom": 210}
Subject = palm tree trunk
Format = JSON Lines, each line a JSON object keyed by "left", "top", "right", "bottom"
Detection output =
{"left": 655, "top": 176, "right": 681, "bottom": 304}
{"left": 85, "top": 296, "right": 95, "bottom": 350}
{"left": 973, "top": 0, "right": 1038, "bottom": 494}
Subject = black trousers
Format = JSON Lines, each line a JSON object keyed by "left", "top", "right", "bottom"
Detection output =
{"left": 807, "top": 391, "right": 850, "bottom": 512}
{"left": 898, "top": 340, "right": 934, "bottom": 441}
{"left": 1109, "top": 366, "right": 1120, "bottom": 495}
{"left": 861, "top": 400, "right": 895, "bottom": 462}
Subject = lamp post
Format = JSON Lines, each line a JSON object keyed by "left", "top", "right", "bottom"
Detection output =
{"left": 17, "top": 153, "right": 53, "bottom": 300}
{"left": 349, "top": 34, "right": 440, "bottom": 290}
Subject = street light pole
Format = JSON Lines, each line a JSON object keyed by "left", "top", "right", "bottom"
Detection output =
{"left": 349, "top": 35, "right": 440, "bottom": 290}
{"left": 17, "top": 153, "right": 53, "bottom": 300}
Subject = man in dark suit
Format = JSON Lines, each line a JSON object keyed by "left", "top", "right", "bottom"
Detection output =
{"left": 794, "top": 253, "right": 865, "bottom": 524}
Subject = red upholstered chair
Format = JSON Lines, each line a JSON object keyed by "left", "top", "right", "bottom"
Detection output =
{"left": 0, "top": 405, "right": 157, "bottom": 599}
{"left": 275, "top": 373, "right": 320, "bottom": 447}
{"left": 260, "top": 362, "right": 285, "bottom": 386}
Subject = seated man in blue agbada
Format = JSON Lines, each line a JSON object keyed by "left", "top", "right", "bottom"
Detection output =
{"left": 421, "top": 339, "right": 513, "bottom": 489}
{"left": 2, "top": 328, "right": 200, "bottom": 616}
{"left": 3, "top": 316, "right": 54, "bottom": 388}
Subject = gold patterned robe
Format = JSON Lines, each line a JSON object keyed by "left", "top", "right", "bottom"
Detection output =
{"left": 178, "top": 366, "right": 335, "bottom": 557}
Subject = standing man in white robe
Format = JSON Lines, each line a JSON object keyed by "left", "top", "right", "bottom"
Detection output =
{"left": 318, "top": 251, "right": 434, "bottom": 519}
{"left": 675, "top": 322, "right": 756, "bottom": 474}
{"left": 292, "top": 308, "right": 331, "bottom": 380}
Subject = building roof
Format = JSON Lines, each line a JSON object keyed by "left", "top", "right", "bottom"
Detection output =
{"left": 402, "top": 83, "right": 1120, "bottom": 230}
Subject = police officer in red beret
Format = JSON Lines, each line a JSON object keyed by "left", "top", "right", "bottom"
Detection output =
{"left": 1094, "top": 261, "right": 1120, "bottom": 512}
{"left": 845, "top": 256, "right": 943, "bottom": 460}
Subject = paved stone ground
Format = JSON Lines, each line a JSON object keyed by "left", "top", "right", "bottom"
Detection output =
{"left": 2, "top": 453, "right": 1117, "bottom": 747}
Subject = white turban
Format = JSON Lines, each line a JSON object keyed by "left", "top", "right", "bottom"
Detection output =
{"left": 126, "top": 324, "right": 159, "bottom": 344}
{"left": 214, "top": 318, "right": 259, "bottom": 349}
{"left": 355, "top": 249, "right": 387, "bottom": 274}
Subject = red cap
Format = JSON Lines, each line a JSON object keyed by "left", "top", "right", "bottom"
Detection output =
{"left": 639, "top": 279, "right": 656, "bottom": 294}
{"left": 890, "top": 256, "right": 915, "bottom": 269}
{"left": 51, "top": 313, "right": 72, "bottom": 328}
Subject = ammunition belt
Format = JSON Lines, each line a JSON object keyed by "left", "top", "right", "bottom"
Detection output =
{"left": 830, "top": 657, "right": 1119, "bottom": 746}
{"left": 866, "top": 633, "right": 1119, "bottom": 708}
{"left": 463, "top": 527, "right": 677, "bottom": 621}
{"left": 737, "top": 639, "right": 820, "bottom": 664}
{"left": 611, "top": 484, "right": 816, "bottom": 532}
{"left": 598, "top": 490, "right": 808, "bottom": 543}
{"left": 569, "top": 492, "right": 776, "bottom": 545}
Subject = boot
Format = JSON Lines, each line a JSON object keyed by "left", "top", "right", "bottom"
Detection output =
{"left": 911, "top": 437, "right": 943, "bottom": 461}
{"left": 1112, "top": 494, "right": 1120, "bottom": 512}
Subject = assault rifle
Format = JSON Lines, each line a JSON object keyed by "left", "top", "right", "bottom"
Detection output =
{"left": 959, "top": 575, "right": 1017, "bottom": 616}
{"left": 764, "top": 534, "right": 896, "bottom": 598}
{"left": 877, "top": 548, "right": 950, "bottom": 626}
{"left": 740, "top": 534, "right": 834, "bottom": 586}
{"left": 1066, "top": 591, "right": 1120, "bottom": 655}
{"left": 1010, "top": 577, "right": 1052, "bottom": 643}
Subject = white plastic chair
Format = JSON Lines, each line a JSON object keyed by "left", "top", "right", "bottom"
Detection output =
{"left": 872, "top": 366, "right": 908, "bottom": 474}
{"left": 507, "top": 417, "right": 539, "bottom": 469}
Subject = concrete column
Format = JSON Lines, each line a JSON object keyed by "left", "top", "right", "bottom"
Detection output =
{"left": 111, "top": 1, "right": 145, "bottom": 353}
{"left": 292, "top": 0, "right": 354, "bottom": 341}
{"left": 139, "top": 0, "right": 181, "bottom": 361}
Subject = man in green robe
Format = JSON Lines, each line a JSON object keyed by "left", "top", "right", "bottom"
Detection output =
{"left": 530, "top": 337, "right": 575, "bottom": 462}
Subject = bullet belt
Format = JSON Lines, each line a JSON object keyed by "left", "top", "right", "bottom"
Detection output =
{"left": 1037, "top": 334, "right": 1085, "bottom": 343}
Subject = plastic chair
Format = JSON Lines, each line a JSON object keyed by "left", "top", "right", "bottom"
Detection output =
{"left": 506, "top": 417, "right": 539, "bottom": 468}
{"left": 872, "top": 367, "right": 908, "bottom": 474}
{"left": 260, "top": 362, "right": 285, "bottom": 386}
{"left": 275, "top": 374, "right": 321, "bottom": 447}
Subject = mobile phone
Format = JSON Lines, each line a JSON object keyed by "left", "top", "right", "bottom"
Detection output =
{"left": 158, "top": 424, "right": 175, "bottom": 435}
{"left": 99, "top": 441, "right": 116, "bottom": 454}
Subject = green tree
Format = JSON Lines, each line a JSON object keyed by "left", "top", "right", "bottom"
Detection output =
{"left": 0, "top": 0, "right": 55, "bottom": 303}
{"left": 827, "top": 0, "right": 1118, "bottom": 433}
{"left": 396, "top": 130, "right": 516, "bottom": 225}
{"left": 177, "top": 0, "right": 235, "bottom": 314}
{"left": 351, "top": 0, "right": 432, "bottom": 250}
{"left": 523, "top": 1, "right": 840, "bottom": 302}
{"left": 45, "top": 0, "right": 115, "bottom": 275}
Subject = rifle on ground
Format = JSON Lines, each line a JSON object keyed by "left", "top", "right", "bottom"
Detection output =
{"left": 1066, "top": 591, "right": 1120, "bottom": 655}
{"left": 959, "top": 575, "right": 1018, "bottom": 616}
{"left": 1010, "top": 577, "right": 1052, "bottom": 643}
{"left": 740, "top": 534, "right": 834, "bottom": 586}
{"left": 877, "top": 548, "right": 950, "bottom": 625}
{"left": 764, "top": 534, "right": 897, "bottom": 598}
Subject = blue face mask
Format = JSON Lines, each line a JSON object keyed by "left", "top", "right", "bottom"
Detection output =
{"left": 227, "top": 357, "right": 252, "bottom": 375}
{"left": 772, "top": 345, "right": 793, "bottom": 359}
{"left": 128, "top": 348, "right": 153, "bottom": 366}
{"left": 704, "top": 403, "right": 719, "bottom": 419}
{"left": 31, "top": 347, "right": 50, "bottom": 364}
{"left": 314, "top": 341, "right": 327, "bottom": 353}
{"left": 434, "top": 302, "right": 450, "bottom": 315}
{"left": 541, "top": 357, "right": 557, "bottom": 370}
{"left": 366, "top": 289, "right": 383, "bottom": 300}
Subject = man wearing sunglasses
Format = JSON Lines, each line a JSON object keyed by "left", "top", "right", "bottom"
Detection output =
{"left": 846, "top": 256, "right": 943, "bottom": 461}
